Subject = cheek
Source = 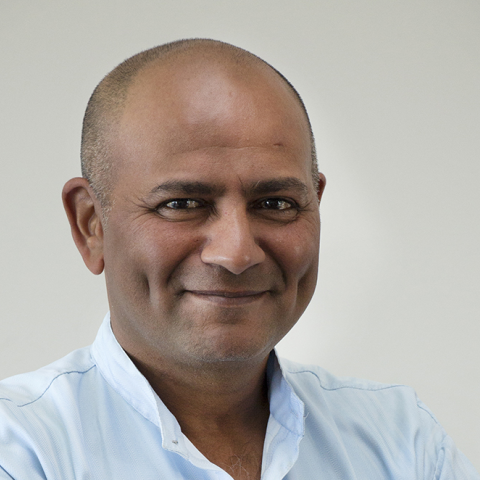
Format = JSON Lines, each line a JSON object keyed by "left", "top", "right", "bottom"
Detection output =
{"left": 135, "top": 226, "right": 200, "bottom": 284}
{"left": 104, "top": 220, "right": 196, "bottom": 293}
{"left": 268, "top": 224, "right": 319, "bottom": 283}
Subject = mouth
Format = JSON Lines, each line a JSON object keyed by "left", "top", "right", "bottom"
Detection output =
{"left": 185, "top": 290, "right": 269, "bottom": 305}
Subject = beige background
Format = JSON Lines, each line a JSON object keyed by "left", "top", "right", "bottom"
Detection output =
{"left": 1, "top": 0, "right": 479, "bottom": 470}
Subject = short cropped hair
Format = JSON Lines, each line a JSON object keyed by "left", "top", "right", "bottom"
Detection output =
{"left": 81, "top": 39, "right": 319, "bottom": 213}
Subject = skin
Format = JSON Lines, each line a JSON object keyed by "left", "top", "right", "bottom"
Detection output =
{"left": 63, "top": 50, "right": 326, "bottom": 480}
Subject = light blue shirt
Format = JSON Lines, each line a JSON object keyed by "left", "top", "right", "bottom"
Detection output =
{"left": 0, "top": 313, "right": 478, "bottom": 479}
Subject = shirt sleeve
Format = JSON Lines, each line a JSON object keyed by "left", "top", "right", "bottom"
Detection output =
{"left": 434, "top": 434, "right": 480, "bottom": 480}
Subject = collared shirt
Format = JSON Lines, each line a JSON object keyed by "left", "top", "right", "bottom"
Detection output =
{"left": 0, "top": 313, "right": 478, "bottom": 479}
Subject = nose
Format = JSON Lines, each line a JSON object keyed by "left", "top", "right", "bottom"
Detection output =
{"left": 200, "top": 208, "right": 266, "bottom": 275}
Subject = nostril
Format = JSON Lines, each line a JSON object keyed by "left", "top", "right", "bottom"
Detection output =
{"left": 199, "top": 210, "right": 266, "bottom": 274}
{"left": 200, "top": 239, "right": 265, "bottom": 275}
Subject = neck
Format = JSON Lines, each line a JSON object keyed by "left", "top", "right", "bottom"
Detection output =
{"left": 125, "top": 346, "right": 272, "bottom": 480}
{"left": 133, "top": 351, "right": 271, "bottom": 479}
{"left": 131, "top": 351, "right": 271, "bottom": 428}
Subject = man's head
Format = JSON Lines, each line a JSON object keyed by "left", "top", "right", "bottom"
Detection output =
{"left": 80, "top": 39, "right": 320, "bottom": 215}
{"left": 63, "top": 39, "right": 326, "bottom": 369}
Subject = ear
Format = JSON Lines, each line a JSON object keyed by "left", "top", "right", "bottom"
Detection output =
{"left": 317, "top": 172, "right": 326, "bottom": 203}
{"left": 62, "top": 177, "right": 105, "bottom": 275}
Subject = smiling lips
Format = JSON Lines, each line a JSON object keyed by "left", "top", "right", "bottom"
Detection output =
{"left": 186, "top": 290, "right": 269, "bottom": 305}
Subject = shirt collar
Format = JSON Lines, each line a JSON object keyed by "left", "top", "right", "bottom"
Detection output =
{"left": 90, "top": 312, "right": 160, "bottom": 428}
{"left": 267, "top": 351, "right": 305, "bottom": 436}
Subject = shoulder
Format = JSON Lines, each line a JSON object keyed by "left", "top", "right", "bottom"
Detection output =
{"left": 278, "top": 358, "right": 480, "bottom": 477}
{"left": 280, "top": 356, "right": 417, "bottom": 393}
{"left": 278, "top": 356, "right": 441, "bottom": 428}
{"left": 279, "top": 356, "right": 406, "bottom": 390}
{"left": 0, "top": 346, "right": 95, "bottom": 408}
{"left": 0, "top": 347, "right": 97, "bottom": 478}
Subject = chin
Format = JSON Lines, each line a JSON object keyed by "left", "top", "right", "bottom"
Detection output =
{"left": 185, "top": 335, "right": 273, "bottom": 365}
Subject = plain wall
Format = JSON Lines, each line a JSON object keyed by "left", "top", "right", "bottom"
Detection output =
{"left": 1, "top": 0, "right": 479, "bottom": 470}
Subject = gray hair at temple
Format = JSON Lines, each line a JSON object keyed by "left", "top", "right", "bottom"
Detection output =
{"left": 80, "top": 39, "right": 319, "bottom": 217}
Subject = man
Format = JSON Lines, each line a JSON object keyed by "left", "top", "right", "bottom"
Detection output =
{"left": 0, "top": 39, "right": 478, "bottom": 479}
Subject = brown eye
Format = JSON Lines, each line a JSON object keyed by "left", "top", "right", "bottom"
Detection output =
{"left": 258, "top": 198, "right": 293, "bottom": 210}
{"left": 252, "top": 197, "right": 299, "bottom": 222}
{"left": 154, "top": 198, "right": 209, "bottom": 221}
{"left": 165, "top": 199, "right": 202, "bottom": 209}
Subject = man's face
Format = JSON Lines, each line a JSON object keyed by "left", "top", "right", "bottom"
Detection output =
{"left": 102, "top": 57, "right": 323, "bottom": 368}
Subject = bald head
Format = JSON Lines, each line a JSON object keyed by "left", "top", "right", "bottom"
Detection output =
{"left": 81, "top": 39, "right": 318, "bottom": 211}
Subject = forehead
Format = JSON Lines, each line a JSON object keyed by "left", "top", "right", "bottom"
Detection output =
{"left": 112, "top": 54, "right": 312, "bottom": 185}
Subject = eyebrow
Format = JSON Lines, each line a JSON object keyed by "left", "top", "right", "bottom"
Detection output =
{"left": 148, "top": 177, "right": 309, "bottom": 198}
{"left": 248, "top": 177, "right": 309, "bottom": 197}
{"left": 149, "top": 180, "right": 224, "bottom": 196}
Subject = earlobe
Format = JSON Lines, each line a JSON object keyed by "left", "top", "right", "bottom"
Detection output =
{"left": 62, "top": 177, "right": 105, "bottom": 275}
{"left": 317, "top": 173, "right": 327, "bottom": 203}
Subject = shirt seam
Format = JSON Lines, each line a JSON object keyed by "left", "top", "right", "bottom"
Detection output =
{"left": 286, "top": 368, "right": 408, "bottom": 392}
{"left": 0, "top": 365, "right": 96, "bottom": 408}
{"left": 417, "top": 400, "right": 446, "bottom": 475}
{"left": 432, "top": 436, "right": 447, "bottom": 480}
{"left": 0, "top": 464, "right": 14, "bottom": 479}
{"left": 416, "top": 401, "right": 442, "bottom": 427}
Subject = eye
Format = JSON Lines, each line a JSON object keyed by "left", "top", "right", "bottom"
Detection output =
{"left": 257, "top": 198, "right": 293, "bottom": 210}
{"left": 252, "top": 197, "right": 299, "bottom": 222}
{"left": 164, "top": 199, "right": 203, "bottom": 209}
{"left": 154, "top": 198, "right": 208, "bottom": 221}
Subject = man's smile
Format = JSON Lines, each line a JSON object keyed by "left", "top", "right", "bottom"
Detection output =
{"left": 185, "top": 290, "right": 270, "bottom": 305}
